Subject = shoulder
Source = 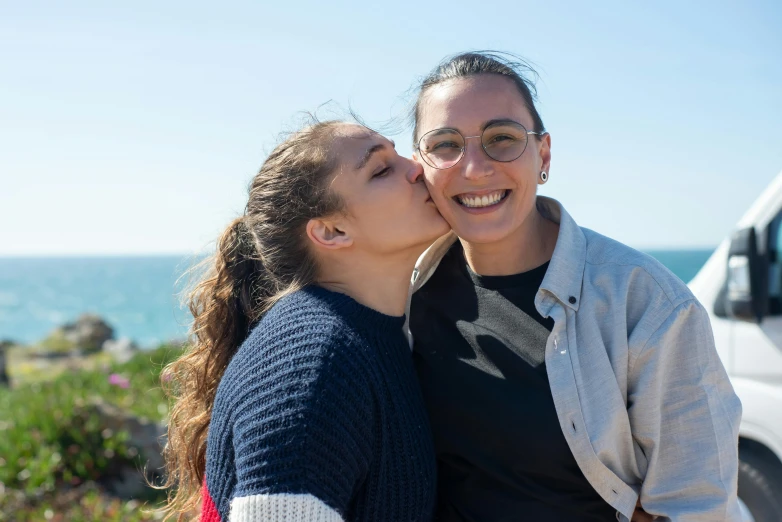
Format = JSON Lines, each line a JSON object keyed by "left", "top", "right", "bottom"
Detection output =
{"left": 581, "top": 227, "right": 694, "bottom": 307}
{"left": 260, "top": 286, "right": 357, "bottom": 338}
{"left": 214, "top": 288, "right": 373, "bottom": 422}
{"left": 577, "top": 228, "right": 707, "bottom": 348}
{"left": 237, "top": 287, "right": 361, "bottom": 365}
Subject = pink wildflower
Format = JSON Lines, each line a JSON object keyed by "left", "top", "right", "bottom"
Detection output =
{"left": 108, "top": 373, "right": 130, "bottom": 389}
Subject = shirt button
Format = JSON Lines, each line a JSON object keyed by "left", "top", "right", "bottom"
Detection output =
{"left": 569, "top": 296, "right": 577, "bottom": 304}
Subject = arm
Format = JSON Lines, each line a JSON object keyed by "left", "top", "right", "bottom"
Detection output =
{"left": 227, "top": 340, "right": 374, "bottom": 522}
{"left": 627, "top": 299, "right": 743, "bottom": 521}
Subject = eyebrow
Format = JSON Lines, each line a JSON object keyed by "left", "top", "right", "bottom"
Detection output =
{"left": 423, "top": 119, "right": 523, "bottom": 138}
{"left": 355, "top": 139, "right": 395, "bottom": 170}
{"left": 481, "top": 118, "right": 521, "bottom": 130}
{"left": 425, "top": 128, "right": 459, "bottom": 138}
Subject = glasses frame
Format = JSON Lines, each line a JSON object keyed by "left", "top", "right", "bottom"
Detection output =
{"left": 415, "top": 121, "right": 547, "bottom": 170}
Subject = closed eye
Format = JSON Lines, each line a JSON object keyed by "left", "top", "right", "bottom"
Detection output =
{"left": 372, "top": 166, "right": 392, "bottom": 178}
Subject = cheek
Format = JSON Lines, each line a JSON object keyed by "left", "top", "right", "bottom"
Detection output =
{"left": 504, "top": 161, "right": 538, "bottom": 187}
{"left": 355, "top": 181, "right": 410, "bottom": 225}
{"left": 423, "top": 170, "right": 450, "bottom": 198}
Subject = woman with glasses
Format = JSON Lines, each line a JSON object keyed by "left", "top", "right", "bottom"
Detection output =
{"left": 407, "top": 52, "right": 743, "bottom": 522}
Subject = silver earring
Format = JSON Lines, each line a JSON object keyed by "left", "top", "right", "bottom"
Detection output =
{"left": 540, "top": 171, "right": 548, "bottom": 183}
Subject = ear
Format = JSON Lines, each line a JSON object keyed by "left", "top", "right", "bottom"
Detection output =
{"left": 538, "top": 133, "right": 552, "bottom": 180}
{"left": 306, "top": 218, "right": 353, "bottom": 250}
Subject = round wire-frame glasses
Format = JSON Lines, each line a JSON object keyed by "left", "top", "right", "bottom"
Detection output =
{"left": 415, "top": 121, "right": 547, "bottom": 170}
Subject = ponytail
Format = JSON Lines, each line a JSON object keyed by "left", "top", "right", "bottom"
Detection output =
{"left": 159, "top": 119, "right": 348, "bottom": 521}
{"left": 157, "top": 217, "right": 262, "bottom": 519}
{"left": 211, "top": 217, "right": 263, "bottom": 347}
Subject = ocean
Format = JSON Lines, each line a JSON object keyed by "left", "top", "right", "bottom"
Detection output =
{"left": 0, "top": 249, "right": 715, "bottom": 346}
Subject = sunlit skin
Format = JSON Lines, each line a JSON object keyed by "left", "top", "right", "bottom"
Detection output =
{"left": 307, "top": 124, "right": 450, "bottom": 316}
{"left": 415, "top": 75, "right": 560, "bottom": 276}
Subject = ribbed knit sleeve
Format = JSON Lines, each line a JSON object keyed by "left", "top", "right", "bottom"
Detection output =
{"left": 205, "top": 296, "right": 376, "bottom": 522}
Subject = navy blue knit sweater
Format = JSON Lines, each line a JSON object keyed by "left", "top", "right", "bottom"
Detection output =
{"left": 202, "top": 286, "right": 436, "bottom": 522}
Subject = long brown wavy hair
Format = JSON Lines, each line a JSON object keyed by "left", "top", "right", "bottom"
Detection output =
{"left": 158, "top": 120, "right": 349, "bottom": 521}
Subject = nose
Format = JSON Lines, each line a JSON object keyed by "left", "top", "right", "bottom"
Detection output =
{"left": 461, "top": 138, "right": 494, "bottom": 180}
{"left": 406, "top": 157, "right": 425, "bottom": 184}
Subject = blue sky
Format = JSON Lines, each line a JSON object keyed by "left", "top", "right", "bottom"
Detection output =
{"left": 1, "top": 0, "right": 780, "bottom": 255}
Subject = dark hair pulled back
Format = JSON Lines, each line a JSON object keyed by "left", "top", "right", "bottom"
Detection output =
{"left": 412, "top": 51, "right": 546, "bottom": 142}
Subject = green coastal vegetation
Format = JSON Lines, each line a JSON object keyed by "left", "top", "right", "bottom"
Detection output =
{"left": 0, "top": 317, "right": 185, "bottom": 521}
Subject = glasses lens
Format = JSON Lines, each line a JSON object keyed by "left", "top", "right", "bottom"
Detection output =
{"left": 419, "top": 129, "right": 464, "bottom": 169}
{"left": 482, "top": 122, "right": 529, "bottom": 162}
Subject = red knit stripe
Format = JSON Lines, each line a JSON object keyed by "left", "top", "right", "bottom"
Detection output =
{"left": 200, "top": 477, "right": 222, "bottom": 522}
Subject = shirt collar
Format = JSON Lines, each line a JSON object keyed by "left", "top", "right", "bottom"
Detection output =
{"left": 535, "top": 196, "right": 587, "bottom": 313}
{"left": 412, "top": 197, "right": 587, "bottom": 314}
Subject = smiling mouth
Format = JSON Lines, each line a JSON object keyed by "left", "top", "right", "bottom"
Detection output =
{"left": 454, "top": 190, "right": 510, "bottom": 208}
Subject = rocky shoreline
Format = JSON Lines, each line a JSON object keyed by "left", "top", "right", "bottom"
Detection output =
{"left": 2, "top": 314, "right": 139, "bottom": 370}
{"left": 1, "top": 314, "right": 186, "bottom": 386}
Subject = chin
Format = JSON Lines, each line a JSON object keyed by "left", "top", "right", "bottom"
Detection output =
{"left": 451, "top": 223, "right": 515, "bottom": 245}
{"left": 408, "top": 220, "right": 450, "bottom": 249}
{"left": 433, "top": 217, "right": 452, "bottom": 235}
{"left": 418, "top": 222, "right": 451, "bottom": 245}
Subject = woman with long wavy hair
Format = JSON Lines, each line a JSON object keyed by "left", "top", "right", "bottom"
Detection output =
{"left": 159, "top": 120, "right": 449, "bottom": 522}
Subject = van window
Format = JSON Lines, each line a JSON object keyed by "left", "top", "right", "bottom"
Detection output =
{"left": 767, "top": 213, "right": 782, "bottom": 315}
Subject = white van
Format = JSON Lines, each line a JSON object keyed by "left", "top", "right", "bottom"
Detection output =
{"left": 689, "top": 169, "right": 782, "bottom": 521}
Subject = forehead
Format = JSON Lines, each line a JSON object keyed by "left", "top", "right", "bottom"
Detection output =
{"left": 334, "top": 123, "right": 374, "bottom": 145}
{"left": 333, "top": 124, "right": 383, "bottom": 156}
{"left": 419, "top": 75, "right": 532, "bottom": 133}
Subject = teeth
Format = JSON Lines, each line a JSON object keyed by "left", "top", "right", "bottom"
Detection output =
{"left": 457, "top": 190, "right": 506, "bottom": 208}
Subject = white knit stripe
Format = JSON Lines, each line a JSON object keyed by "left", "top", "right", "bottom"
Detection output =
{"left": 229, "top": 493, "right": 344, "bottom": 522}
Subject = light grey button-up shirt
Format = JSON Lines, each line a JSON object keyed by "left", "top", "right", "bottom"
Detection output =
{"left": 406, "top": 197, "right": 743, "bottom": 521}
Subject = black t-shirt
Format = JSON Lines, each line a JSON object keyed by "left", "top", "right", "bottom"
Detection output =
{"left": 410, "top": 242, "right": 616, "bottom": 522}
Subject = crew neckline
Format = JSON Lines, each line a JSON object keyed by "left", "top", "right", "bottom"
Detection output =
{"left": 304, "top": 285, "right": 407, "bottom": 333}
{"left": 451, "top": 243, "right": 550, "bottom": 291}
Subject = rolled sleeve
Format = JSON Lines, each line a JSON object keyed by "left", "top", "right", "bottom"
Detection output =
{"left": 627, "top": 299, "right": 743, "bottom": 521}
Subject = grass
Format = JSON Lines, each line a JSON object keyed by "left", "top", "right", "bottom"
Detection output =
{"left": 0, "top": 344, "right": 184, "bottom": 520}
{"left": 1, "top": 483, "right": 165, "bottom": 522}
